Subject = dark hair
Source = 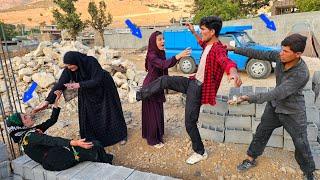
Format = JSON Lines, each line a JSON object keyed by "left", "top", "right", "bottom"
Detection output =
{"left": 281, "top": 33, "right": 307, "bottom": 53}
{"left": 199, "top": 16, "right": 222, "bottom": 37}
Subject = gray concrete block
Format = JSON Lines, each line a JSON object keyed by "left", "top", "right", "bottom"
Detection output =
{"left": 224, "top": 128, "right": 253, "bottom": 144}
{"left": 308, "top": 122, "right": 319, "bottom": 142}
{"left": 32, "top": 165, "right": 45, "bottom": 180}
{"left": 306, "top": 106, "right": 320, "bottom": 124}
{"left": 199, "top": 124, "right": 225, "bottom": 143}
{"left": 127, "top": 170, "right": 178, "bottom": 180}
{"left": 23, "top": 160, "right": 40, "bottom": 180}
{"left": 284, "top": 129, "right": 292, "bottom": 140}
{"left": 90, "top": 164, "right": 134, "bottom": 180}
{"left": 266, "top": 135, "right": 283, "bottom": 148}
{"left": 241, "top": 86, "right": 254, "bottom": 95}
{"left": 304, "top": 90, "right": 315, "bottom": 107}
{"left": 200, "top": 95, "right": 228, "bottom": 115}
{"left": 228, "top": 87, "right": 241, "bottom": 99}
{"left": 0, "top": 161, "right": 11, "bottom": 179}
{"left": 312, "top": 154, "right": 320, "bottom": 170}
{"left": 45, "top": 169, "right": 63, "bottom": 180}
{"left": 11, "top": 155, "right": 32, "bottom": 176}
{"left": 198, "top": 113, "right": 225, "bottom": 129}
{"left": 225, "top": 115, "right": 251, "bottom": 130}
{"left": 70, "top": 163, "right": 106, "bottom": 180}
{"left": 0, "top": 143, "right": 9, "bottom": 163}
{"left": 304, "top": 79, "right": 312, "bottom": 91}
{"left": 255, "top": 103, "right": 266, "bottom": 119}
{"left": 57, "top": 162, "right": 92, "bottom": 180}
{"left": 13, "top": 174, "right": 23, "bottom": 180}
{"left": 254, "top": 87, "right": 268, "bottom": 94}
{"left": 228, "top": 103, "right": 256, "bottom": 116}
{"left": 283, "top": 138, "right": 295, "bottom": 151}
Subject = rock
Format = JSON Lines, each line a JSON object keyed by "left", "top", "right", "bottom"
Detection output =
{"left": 43, "top": 47, "right": 60, "bottom": 60}
{"left": 26, "top": 61, "right": 36, "bottom": 68}
{"left": 280, "top": 167, "right": 287, "bottom": 174}
{"left": 113, "top": 77, "right": 127, "bottom": 87}
{"left": 87, "top": 49, "right": 96, "bottom": 57}
{"left": 0, "top": 80, "right": 6, "bottom": 93}
{"left": 126, "top": 69, "right": 136, "bottom": 80}
{"left": 114, "top": 72, "right": 127, "bottom": 80}
{"left": 128, "top": 85, "right": 137, "bottom": 103}
{"left": 22, "top": 76, "right": 32, "bottom": 83}
{"left": 26, "top": 91, "right": 40, "bottom": 108}
{"left": 120, "top": 83, "right": 129, "bottom": 91}
{"left": 18, "top": 68, "right": 33, "bottom": 79}
{"left": 218, "top": 176, "right": 224, "bottom": 180}
{"left": 194, "top": 171, "right": 201, "bottom": 177}
{"left": 18, "top": 64, "right": 26, "bottom": 70}
{"left": 32, "top": 72, "right": 55, "bottom": 88}
{"left": 33, "top": 41, "right": 52, "bottom": 57}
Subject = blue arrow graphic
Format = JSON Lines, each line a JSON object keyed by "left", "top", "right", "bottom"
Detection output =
{"left": 23, "top": 82, "right": 38, "bottom": 103}
{"left": 125, "top": 19, "right": 142, "bottom": 39}
{"left": 259, "top": 14, "right": 276, "bottom": 31}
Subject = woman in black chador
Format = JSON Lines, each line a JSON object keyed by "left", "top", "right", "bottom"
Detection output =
{"left": 34, "top": 51, "right": 127, "bottom": 147}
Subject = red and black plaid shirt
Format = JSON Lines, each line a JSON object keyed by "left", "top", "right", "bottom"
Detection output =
{"left": 191, "top": 40, "right": 237, "bottom": 105}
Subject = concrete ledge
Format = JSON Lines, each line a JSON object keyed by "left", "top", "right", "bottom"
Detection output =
{"left": 11, "top": 155, "right": 180, "bottom": 180}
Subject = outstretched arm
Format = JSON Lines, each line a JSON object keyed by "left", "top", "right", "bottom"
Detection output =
{"left": 233, "top": 47, "right": 280, "bottom": 63}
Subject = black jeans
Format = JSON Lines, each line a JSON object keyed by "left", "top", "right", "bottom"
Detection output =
{"left": 140, "top": 75, "right": 204, "bottom": 155}
{"left": 248, "top": 102, "right": 315, "bottom": 174}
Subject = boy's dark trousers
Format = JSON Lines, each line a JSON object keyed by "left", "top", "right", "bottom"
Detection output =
{"left": 247, "top": 102, "right": 315, "bottom": 174}
{"left": 140, "top": 75, "right": 205, "bottom": 155}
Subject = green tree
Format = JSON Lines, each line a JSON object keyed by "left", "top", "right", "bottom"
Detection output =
{"left": 88, "top": 1, "right": 112, "bottom": 47}
{"left": 295, "top": 0, "right": 320, "bottom": 12}
{"left": 52, "top": 0, "right": 85, "bottom": 40}
{"left": 193, "top": 0, "right": 242, "bottom": 23}
{"left": 0, "top": 21, "right": 18, "bottom": 41}
{"left": 193, "top": 0, "right": 271, "bottom": 23}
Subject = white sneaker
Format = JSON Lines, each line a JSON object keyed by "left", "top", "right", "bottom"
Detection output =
{"left": 186, "top": 150, "right": 208, "bottom": 165}
{"left": 153, "top": 143, "right": 164, "bottom": 149}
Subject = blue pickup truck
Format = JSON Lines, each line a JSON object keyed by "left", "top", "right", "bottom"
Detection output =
{"left": 163, "top": 25, "right": 280, "bottom": 79}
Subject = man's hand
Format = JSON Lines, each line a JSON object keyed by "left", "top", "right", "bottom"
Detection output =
{"left": 185, "top": 23, "right": 195, "bottom": 33}
{"left": 70, "top": 139, "right": 93, "bottom": 149}
{"left": 64, "top": 83, "right": 80, "bottom": 90}
{"left": 227, "top": 95, "right": 249, "bottom": 105}
{"left": 228, "top": 68, "right": 242, "bottom": 87}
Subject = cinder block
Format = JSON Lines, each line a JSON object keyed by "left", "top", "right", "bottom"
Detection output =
{"left": 45, "top": 169, "right": 63, "bottom": 180}
{"left": 255, "top": 103, "right": 266, "bottom": 119}
{"left": 255, "top": 87, "right": 268, "bottom": 94}
{"left": 200, "top": 95, "right": 228, "bottom": 115}
{"left": 23, "top": 160, "right": 40, "bottom": 180}
{"left": 224, "top": 128, "right": 253, "bottom": 144}
{"left": 198, "top": 113, "right": 225, "bottom": 129}
{"left": 228, "top": 103, "right": 256, "bottom": 116}
{"left": 228, "top": 87, "right": 241, "bottom": 99}
{"left": 241, "top": 86, "right": 254, "bottom": 95}
{"left": 57, "top": 162, "right": 92, "bottom": 180}
{"left": 12, "top": 155, "right": 32, "bottom": 176}
{"left": 304, "top": 90, "right": 315, "bottom": 107}
{"left": 0, "top": 143, "right": 9, "bottom": 163}
{"left": 308, "top": 122, "right": 319, "bottom": 142}
{"left": 266, "top": 135, "right": 283, "bottom": 148}
{"left": 225, "top": 115, "right": 251, "bottom": 130}
{"left": 199, "top": 124, "right": 225, "bottom": 143}
{"left": 0, "top": 161, "right": 11, "bottom": 179}
{"left": 306, "top": 106, "right": 320, "bottom": 124}
{"left": 284, "top": 129, "right": 292, "bottom": 140}
{"left": 284, "top": 138, "right": 295, "bottom": 151}
{"left": 127, "top": 170, "right": 178, "bottom": 180}
{"left": 33, "top": 165, "right": 45, "bottom": 180}
{"left": 13, "top": 174, "right": 23, "bottom": 180}
{"left": 89, "top": 164, "right": 134, "bottom": 180}
{"left": 312, "top": 153, "right": 320, "bottom": 170}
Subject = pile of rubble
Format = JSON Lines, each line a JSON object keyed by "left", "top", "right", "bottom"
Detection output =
{"left": 0, "top": 41, "right": 144, "bottom": 114}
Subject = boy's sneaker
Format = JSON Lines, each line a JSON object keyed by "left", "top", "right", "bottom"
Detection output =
{"left": 237, "top": 159, "right": 257, "bottom": 172}
{"left": 303, "top": 172, "right": 315, "bottom": 180}
{"left": 186, "top": 150, "right": 208, "bottom": 165}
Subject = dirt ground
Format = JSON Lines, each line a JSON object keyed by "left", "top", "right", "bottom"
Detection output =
{"left": 44, "top": 51, "right": 320, "bottom": 180}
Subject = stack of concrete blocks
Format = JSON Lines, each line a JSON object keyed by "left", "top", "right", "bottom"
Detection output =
{"left": 0, "top": 142, "right": 11, "bottom": 179}
{"left": 12, "top": 155, "right": 178, "bottom": 180}
{"left": 198, "top": 95, "right": 228, "bottom": 143}
{"left": 225, "top": 86, "right": 254, "bottom": 144}
{"left": 253, "top": 87, "right": 284, "bottom": 148}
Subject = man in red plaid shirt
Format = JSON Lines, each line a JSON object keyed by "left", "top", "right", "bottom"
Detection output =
{"left": 136, "top": 16, "right": 242, "bottom": 164}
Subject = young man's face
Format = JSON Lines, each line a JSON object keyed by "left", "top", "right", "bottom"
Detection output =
{"left": 200, "top": 25, "right": 215, "bottom": 42}
{"left": 21, "top": 114, "right": 35, "bottom": 127}
{"left": 279, "top": 46, "right": 302, "bottom": 63}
